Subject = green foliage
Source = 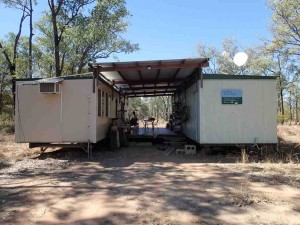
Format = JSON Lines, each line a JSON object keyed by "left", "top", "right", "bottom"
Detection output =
{"left": 128, "top": 98, "right": 149, "bottom": 119}
{"left": 277, "top": 112, "right": 289, "bottom": 124}
{"left": 0, "top": 114, "right": 14, "bottom": 134}
{"left": 148, "top": 96, "right": 172, "bottom": 121}
{"left": 268, "top": 0, "right": 300, "bottom": 56}
{"left": 36, "top": 0, "right": 139, "bottom": 76}
{"left": 128, "top": 96, "right": 172, "bottom": 121}
{"left": 197, "top": 37, "right": 272, "bottom": 75}
{"left": 267, "top": 0, "right": 300, "bottom": 123}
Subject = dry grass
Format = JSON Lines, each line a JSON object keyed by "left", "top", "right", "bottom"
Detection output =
{"left": 251, "top": 217, "right": 289, "bottom": 225}
{"left": 234, "top": 125, "right": 300, "bottom": 164}
{"left": 222, "top": 184, "right": 277, "bottom": 207}
{"left": 220, "top": 125, "right": 300, "bottom": 188}
{"left": 218, "top": 163, "right": 300, "bottom": 188}
{"left": 0, "top": 133, "right": 41, "bottom": 163}
{"left": 241, "top": 148, "right": 249, "bottom": 163}
{"left": 277, "top": 124, "right": 300, "bottom": 143}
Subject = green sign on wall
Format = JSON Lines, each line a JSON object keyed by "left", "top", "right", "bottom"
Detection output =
{"left": 221, "top": 89, "right": 243, "bottom": 105}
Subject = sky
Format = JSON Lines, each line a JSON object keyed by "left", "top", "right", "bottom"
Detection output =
{"left": 0, "top": 0, "right": 272, "bottom": 62}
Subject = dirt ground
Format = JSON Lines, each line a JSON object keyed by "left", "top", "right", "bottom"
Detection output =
{"left": 0, "top": 126, "right": 300, "bottom": 225}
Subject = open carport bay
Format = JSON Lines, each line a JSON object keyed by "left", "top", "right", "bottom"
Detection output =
{"left": 0, "top": 145, "right": 299, "bottom": 225}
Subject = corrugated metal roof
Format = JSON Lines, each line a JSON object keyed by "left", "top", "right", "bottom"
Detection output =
{"left": 90, "top": 58, "right": 209, "bottom": 97}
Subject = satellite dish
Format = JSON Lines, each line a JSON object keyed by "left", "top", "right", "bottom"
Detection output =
{"left": 233, "top": 52, "right": 248, "bottom": 67}
{"left": 222, "top": 51, "right": 230, "bottom": 58}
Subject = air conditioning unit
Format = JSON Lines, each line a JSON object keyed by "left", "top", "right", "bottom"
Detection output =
{"left": 40, "top": 83, "right": 61, "bottom": 94}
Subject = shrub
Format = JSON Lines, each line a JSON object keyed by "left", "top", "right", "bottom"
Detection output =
{"left": 0, "top": 114, "right": 14, "bottom": 134}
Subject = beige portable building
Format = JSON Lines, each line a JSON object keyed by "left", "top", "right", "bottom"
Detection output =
{"left": 14, "top": 74, "right": 127, "bottom": 150}
{"left": 14, "top": 58, "right": 278, "bottom": 154}
{"left": 176, "top": 74, "right": 277, "bottom": 145}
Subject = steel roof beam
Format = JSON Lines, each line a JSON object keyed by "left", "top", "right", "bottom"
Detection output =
{"left": 112, "top": 63, "right": 134, "bottom": 93}
{"left": 136, "top": 62, "right": 144, "bottom": 88}
{"left": 97, "top": 61, "right": 208, "bottom": 72}
{"left": 121, "top": 86, "right": 177, "bottom": 91}
{"left": 113, "top": 78, "right": 185, "bottom": 85}
{"left": 154, "top": 60, "right": 162, "bottom": 87}
{"left": 167, "top": 59, "right": 185, "bottom": 89}
{"left": 127, "top": 94, "right": 174, "bottom": 98}
{"left": 125, "top": 90, "right": 175, "bottom": 95}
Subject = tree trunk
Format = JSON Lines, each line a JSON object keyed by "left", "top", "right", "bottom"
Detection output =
{"left": 289, "top": 90, "right": 292, "bottom": 125}
{"left": 77, "top": 63, "right": 85, "bottom": 74}
{"left": 28, "top": 0, "right": 33, "bottom": 78}
{"left": 53, "top": 17, "right": 61, "bottom": 77}
{"left": 0, "top": 74, "right": 4, "bottom": 115}
{"left": 49, "top": 0, "right": 61, "bottom": 77}
{"left": 0, "top": 6, "right": 27, "bottom": 76}
{"left": 13, "top": 8, "right": 27, "bottom": 76}
{"left": 295, "top": 95, "right": 298, "bottom": 124}
{"left": 279, "top": 77, "right": 284, "bottom": 124}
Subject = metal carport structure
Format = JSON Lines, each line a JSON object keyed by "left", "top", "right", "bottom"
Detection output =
{"left": 89, "top": 58, "right": 209, "bottom": 98}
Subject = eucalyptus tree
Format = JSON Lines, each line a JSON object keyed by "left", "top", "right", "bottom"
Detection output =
{"left": 148, "top": 96, "right": 172, "bottom": 121}
{"left": 0, "top": 0, "right": 32, "bottom": 76}
{"left": 0, "top": 34, "right": 32, "bottom": 115}
{"left": 217, "top": 37, "right": 242, "bottom": 75}
{"left": 196, "top": 43, "right": 220, "bottom": 74}
{"left": 197, "top": 37, "right": 269, "bottom": 75}
{"left": 41, "top": 0, "right": 138, "bottom": 76}
{"left": 46, "top": 0, "right": 95, "bottom": 77}
{"left": 0, "top": 55, "right": 10, "bottom": 115}
{"left": 63, "top": 0, "right": 138, "bottom": 74}
{"left": 268, "top": 0, "right": 300, "bottom": 57}
{"left": 37, "top": 0, "right": 138, "bottom": 76}
{"left": 267, "top": 0, "right": 300, "bottom": 123}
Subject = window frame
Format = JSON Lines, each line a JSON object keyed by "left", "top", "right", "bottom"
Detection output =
{"left": 98, "top": 89, "right": 101, "bottom": 117}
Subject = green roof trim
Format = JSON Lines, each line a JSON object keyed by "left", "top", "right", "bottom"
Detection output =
{"left": 15, "top": 73, "right": 277, "bottom": 82}
{"left": 15, "top": 74, "right": 93, "bottom": 81}
{"left": 63, "top": 75, "right": 93, "bottom": 80}
{"left": 203, "top": 74, "right": 277, "bottom": 79}
{"left": 15, "top": 78, "right": 40, "bottom": 81}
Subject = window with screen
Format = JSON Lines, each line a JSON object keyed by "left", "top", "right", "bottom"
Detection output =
{"left": 98, "top": 89, "right": 101, "bottom": 117}
{"left": 102, "top": 91, "right": 105, "bottom": 116}
{"left": 108, "top": 95, "right": 111, "bottom": 117}
{"left": 105, "top": 93, "right": 108, "bottom": 117}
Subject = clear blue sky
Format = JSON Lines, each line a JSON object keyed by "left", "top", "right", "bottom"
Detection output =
{"left": 0, "top": 0, "right": 272, "bottom": 62}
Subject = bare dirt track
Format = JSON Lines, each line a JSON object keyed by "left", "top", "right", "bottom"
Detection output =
{"left": 1, "top": 125, "right": 300, "bottom": 225}
{"left": 0, "top": 145, "right": 300, "bottom": 225}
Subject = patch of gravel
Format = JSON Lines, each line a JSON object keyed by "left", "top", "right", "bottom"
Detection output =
{"left": 0, "top": 158, "right": 70, "bottom": 175}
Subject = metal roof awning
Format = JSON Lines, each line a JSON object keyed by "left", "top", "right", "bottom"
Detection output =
{"left": 89, "top": 58, "right": 209, "bottom": 97}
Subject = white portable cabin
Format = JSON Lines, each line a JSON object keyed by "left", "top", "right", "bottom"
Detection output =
{"left": 176, "top": 74, "right": 277, "bottom": 145}
{"left": 14, "top": 74, "right": 127, "bottom": 150}
{"left": 14, "top": 58, "right": 278, "bottom": 151}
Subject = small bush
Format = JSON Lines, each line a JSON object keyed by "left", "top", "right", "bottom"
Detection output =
{"left": 0, "top": 114, "right": 14, "bottom": 134}
{"left": 277, "top": 113, "right": 289, "bottom": 124}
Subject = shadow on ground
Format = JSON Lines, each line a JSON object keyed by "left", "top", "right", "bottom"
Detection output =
{"left": 1, "top": 146, "right": 299, "bottom": 224}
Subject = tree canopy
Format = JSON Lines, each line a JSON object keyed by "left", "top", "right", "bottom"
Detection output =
{"left": 0, "top": 0, "right": 299, "bottom": 127}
